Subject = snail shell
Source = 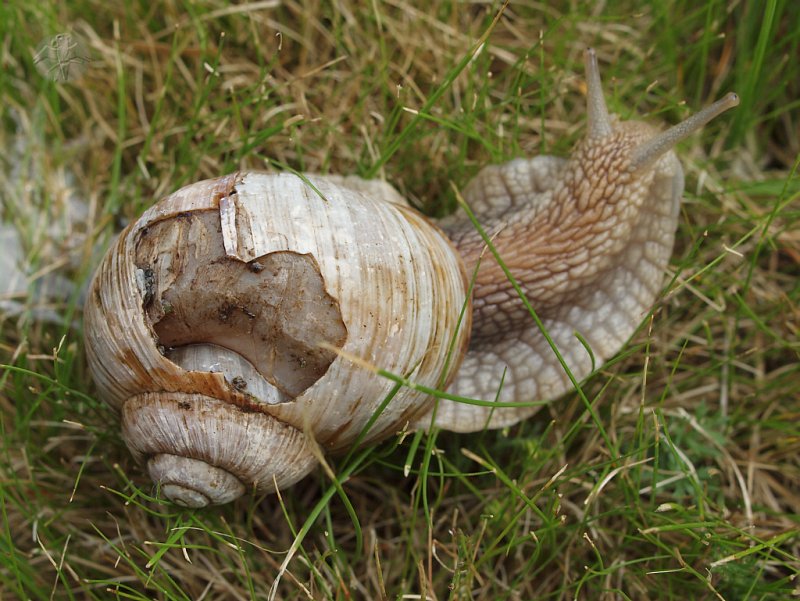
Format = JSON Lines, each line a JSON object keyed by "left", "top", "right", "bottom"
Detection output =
{"left": 85, "top": 173, "right": 470, "bottom": 506}
{"left": 83, "top": 49, "right": 738, "bottom": 506}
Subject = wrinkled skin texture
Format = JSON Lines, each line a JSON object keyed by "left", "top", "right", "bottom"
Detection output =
{"left": 430, "top": 121, "right": 684, "bottom": 431}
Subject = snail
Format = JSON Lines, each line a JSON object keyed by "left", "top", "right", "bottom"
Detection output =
{"left": 83, "top": 49, "right": 738, "bottom": 507}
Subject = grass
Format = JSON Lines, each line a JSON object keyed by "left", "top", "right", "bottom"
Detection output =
{"left": 1, "top": 0, "right": 798, "bottom": 599}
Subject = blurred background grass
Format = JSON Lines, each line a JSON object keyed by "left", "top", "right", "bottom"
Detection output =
{"left": 0, "top": 1, "right": 798, "bottom": 599}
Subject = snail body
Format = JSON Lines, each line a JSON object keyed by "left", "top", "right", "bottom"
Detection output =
{"left": 84, "top": 50, "right": 738, "bottom": 506}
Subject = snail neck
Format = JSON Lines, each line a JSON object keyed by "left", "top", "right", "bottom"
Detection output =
{"left": 445, "top": 130, "right": 657, "bottom": 342}
{"left": 423, "top": 48, "right": 737, "bottom": 433}
{"left": 430, "top": 141, "right": 681, "bottom": 432}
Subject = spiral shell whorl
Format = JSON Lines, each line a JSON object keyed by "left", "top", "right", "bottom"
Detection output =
{"left": 148, "top": 454, "right": 245, "bottom": 507}
{"left": 122, "top": 393, "right": 318, "bottom": 506}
